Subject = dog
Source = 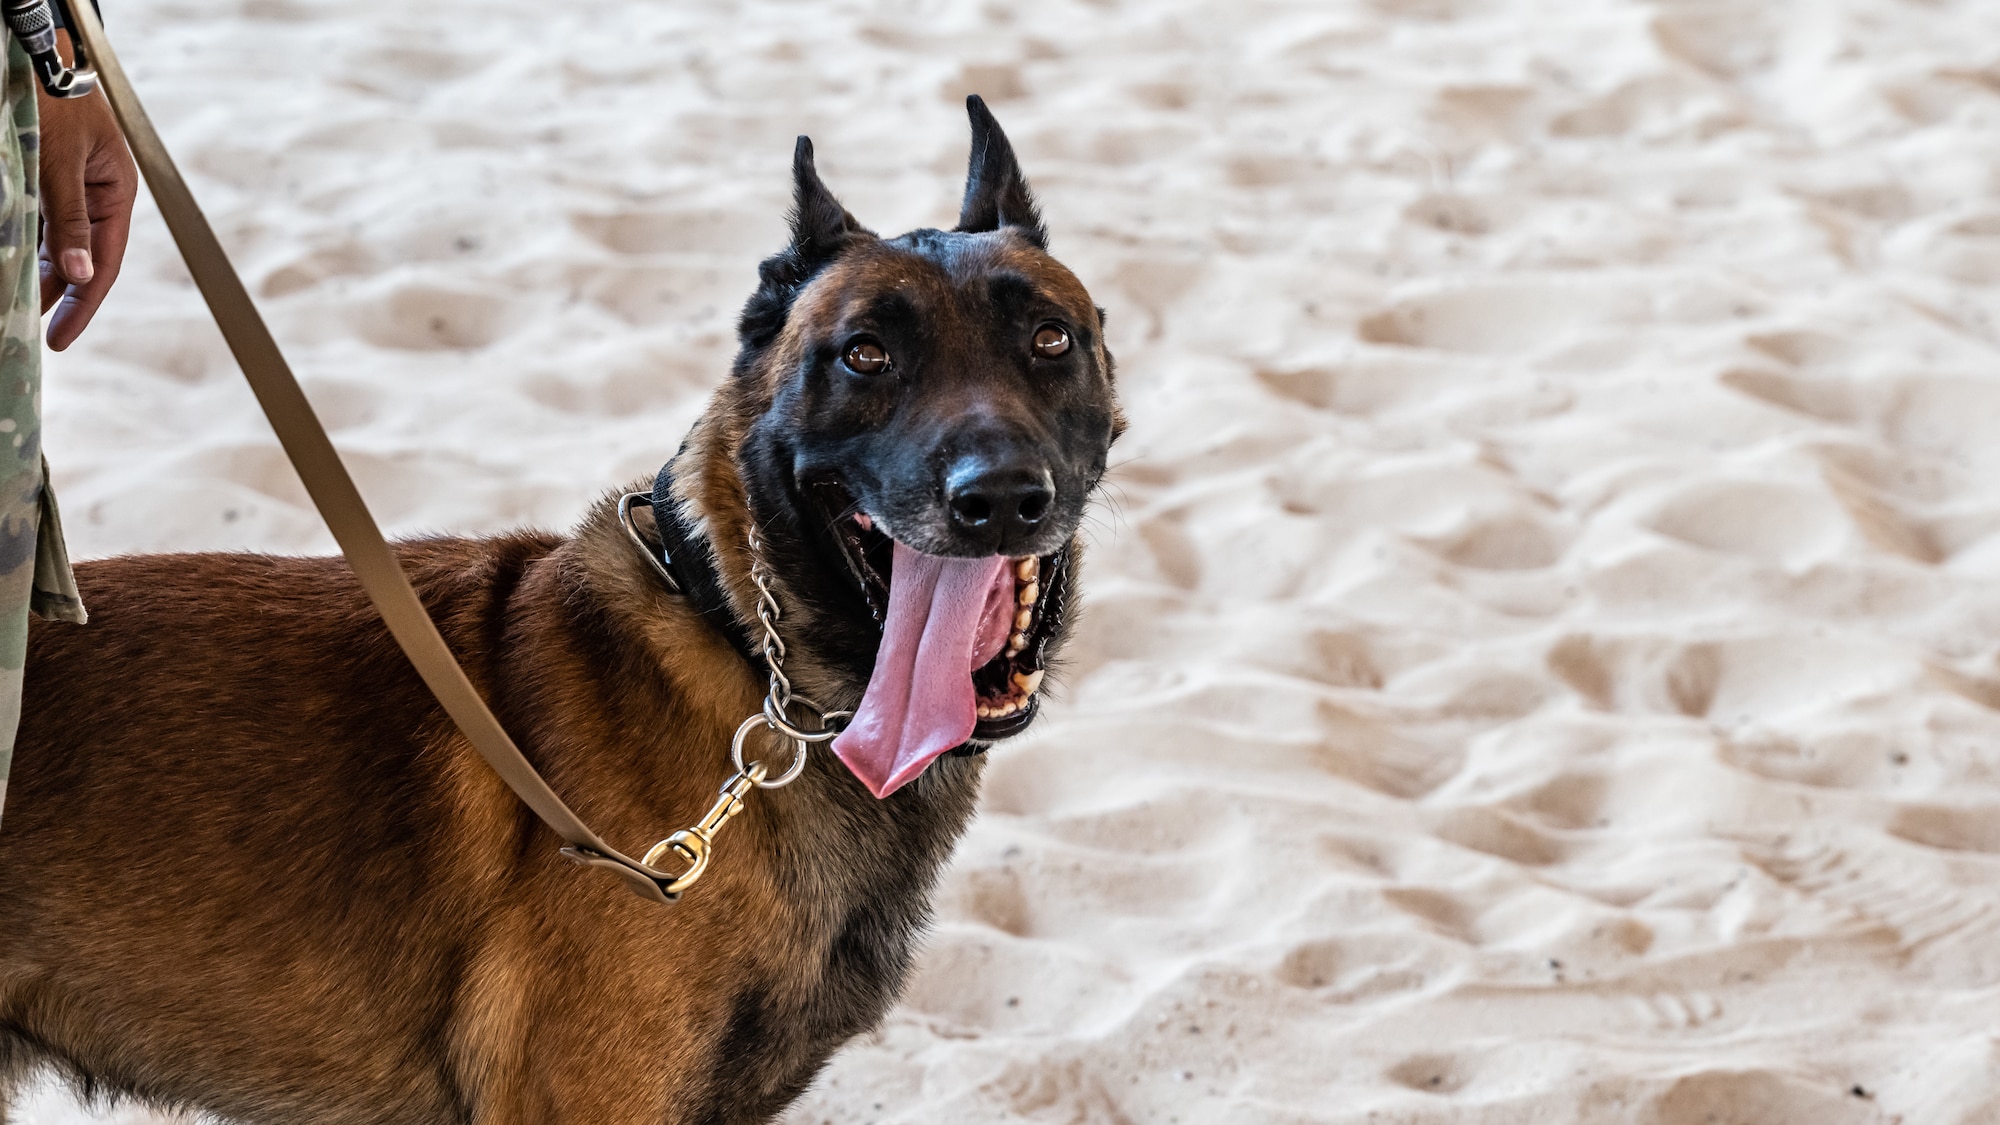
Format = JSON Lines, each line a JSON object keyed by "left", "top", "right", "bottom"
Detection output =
{"left": 0, "top": 96, "right": 1122, "bottom": 1125}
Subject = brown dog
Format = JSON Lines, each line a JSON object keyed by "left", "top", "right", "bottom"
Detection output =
{"left": 0, "top": 96, "right": 1121, "bottom": 1125}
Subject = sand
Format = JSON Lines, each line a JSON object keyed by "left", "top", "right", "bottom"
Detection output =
{"left": 17, "top": 0, "right": 2000, "bottom": 1121}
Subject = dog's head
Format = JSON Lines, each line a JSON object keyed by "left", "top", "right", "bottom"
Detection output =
{"left": 672, "top": 97, "right": 1122, "bottom": 798}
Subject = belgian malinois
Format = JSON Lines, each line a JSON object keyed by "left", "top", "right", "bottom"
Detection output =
{"left": 0, "top": 96, "right": 1122, "bottom": 1124}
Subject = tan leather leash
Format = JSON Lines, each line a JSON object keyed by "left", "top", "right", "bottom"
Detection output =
{"left": 63, "top": 2, "right": 688, "bottom": 904}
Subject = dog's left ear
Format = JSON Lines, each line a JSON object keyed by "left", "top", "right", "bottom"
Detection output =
{"left": 955, "top": 95, "right": 1046, "bottom": 249}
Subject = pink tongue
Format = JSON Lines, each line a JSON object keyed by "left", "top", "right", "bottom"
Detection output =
{"left": 832, "top": 543, "right": 1015, "bottom": 798}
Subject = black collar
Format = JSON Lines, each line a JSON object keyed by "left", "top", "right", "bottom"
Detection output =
{"left": 648, "top": 462, "right": 762, "bottom": 669}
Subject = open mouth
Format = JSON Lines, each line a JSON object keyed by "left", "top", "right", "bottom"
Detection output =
{"left": 812, "top": 479, "right": 1069, "bottom": 743}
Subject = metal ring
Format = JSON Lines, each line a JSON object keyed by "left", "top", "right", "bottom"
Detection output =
{"left": 730, "top": 715, "right": 812, "bottom": 788}
{"left": 730, "top": 703, "right": 855, "bottom": 789}
{"left": 762, "top": 694, "right": 851, "bottom": 744}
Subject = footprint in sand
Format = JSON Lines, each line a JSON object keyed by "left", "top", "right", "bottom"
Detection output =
{"left": 1385, "top": 1052, "right": 1473, "bottom": 1095}
{"left": 570, "top": 208, "right": 769, "bottom": 256}
{"left": 1416, "top": 511, "right": 1571, "bottom": 571}
{"left": 571, "top": 261, "right": 735, "bottom": 326}
{"left": 1357, "top": 280, "right": 1647, "bottom": 354}
{"left": 1742, "top": 832, "right": 2000, "bottom": 959}
{"left": 259, "top": 243, "right": 381, "bottom": 299}
{"left": 1427, "top": 806, "right": 1570, "bottom": 867}
{"left": 1273, "top": 932, "right": 1440, "bottom": 1003}
{"left": 1643, "top": 478, "right": 1849, "bottom": 565}
{"left": 1745, "top": 329, "right": 1848, "bottom": 369}
{"left": 1640, "top": 1068, "right": 1879, "bottom": 1125}
{"left": 352, "top": 282, "right": 512, "bottom": 351}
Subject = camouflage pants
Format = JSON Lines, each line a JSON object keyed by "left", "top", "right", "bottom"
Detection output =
{"left": 0, "top": 35, "right": 86, "bottom": 827}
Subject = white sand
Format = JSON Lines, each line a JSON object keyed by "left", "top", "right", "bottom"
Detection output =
{"left": 18, "top": 0, "right": 2000, "bottom": 1121}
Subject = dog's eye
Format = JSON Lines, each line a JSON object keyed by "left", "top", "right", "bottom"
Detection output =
{"left": 1032, "top": 324, "right": 1071, "bottom": 359}
{"left": 843, "top": 339, "right": 890, "bottom": 375}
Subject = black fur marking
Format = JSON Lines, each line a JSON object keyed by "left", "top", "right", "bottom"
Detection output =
{"left": 984, "top": 273, "right": 1041, "bottom": 324}
{"left": 696, "top": 988, "right": 775, "bottom": 1125}
{"left": 955, "top": 95, "right": 1046, "bottom": 248}
{"left": 854, "top": 291, "right": 925, "bottom": 344}
{"left": 736, "top": 137, "right": 874, "bottom": 352}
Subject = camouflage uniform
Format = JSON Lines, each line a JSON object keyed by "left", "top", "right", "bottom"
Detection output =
{"left": 0, "top": 34, "right": 86, "bottom": 826}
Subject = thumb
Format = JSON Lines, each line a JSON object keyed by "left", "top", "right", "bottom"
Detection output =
{"left": 39, "top": 154, "right": 94, "bottom": 291}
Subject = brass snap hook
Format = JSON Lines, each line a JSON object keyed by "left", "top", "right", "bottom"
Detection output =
{"left": 641, "top": 761, "right": 765, "bottom": 895}
{"left": 0, "top": 0, "right": 98, "bottom": 98}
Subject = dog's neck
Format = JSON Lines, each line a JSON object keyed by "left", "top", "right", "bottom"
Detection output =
{"left": 646, "top": 403, "right": 894, "bottom": 718}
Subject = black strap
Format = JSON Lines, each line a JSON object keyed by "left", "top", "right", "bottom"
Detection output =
{"left": 651, "top": 463, "right": 762, "bottom": 669}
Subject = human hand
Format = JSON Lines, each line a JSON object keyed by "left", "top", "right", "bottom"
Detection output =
{"left": 36, "top": 30, "right": 137, "bottom": 351}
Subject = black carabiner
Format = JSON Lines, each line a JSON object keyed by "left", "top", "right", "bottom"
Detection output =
{"left": 1, "top": 0, "right": 97, "bottom": 99}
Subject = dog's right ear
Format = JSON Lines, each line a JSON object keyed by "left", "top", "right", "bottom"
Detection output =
{"left": 739, "top": 137, "right": 870, "bottom": 349}
{"left": 787, "top": 136, "right": 865, "bottom": 264}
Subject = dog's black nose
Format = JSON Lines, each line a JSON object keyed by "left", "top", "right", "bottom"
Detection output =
{"left": 946, "top": 458, "right": 1054, "bottom": 550}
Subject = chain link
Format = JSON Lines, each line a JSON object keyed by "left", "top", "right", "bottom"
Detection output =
{"left": 746, "top": 525, "right": 853, "bottom": 755}
{"left": 747, "top": 524, "right": 794, "bottom": 717}
{"left": 640, "top": 525, "right": 852, "bottom": 896}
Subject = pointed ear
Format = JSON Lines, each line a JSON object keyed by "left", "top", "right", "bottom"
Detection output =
{"left": 739, "top": 137, "right": 871, "bottom": 350}
{"left": 954, "top": 95, "right": 1046, "bottom": 248}
{"left": 790, "top": 135, "right": 866, "bottom": 264}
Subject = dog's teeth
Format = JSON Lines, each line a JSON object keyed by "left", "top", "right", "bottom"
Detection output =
{"left": 1012, "top": 669, "right": 1044, "bottom": 696}
{"left": 854, "top": 513, "right": 873, "bottom": 531}
{"left": 1014, "top": 607, "right": 1034, "bottom": 632}
{"left": 1005, "top": 632, "right": 1028, "bottom": 657}
{"left": 1017, "top": 580, "right": 1040, "bottom": 607}
{"left": 976, "top": 704, "right": 994, "bottom": 719}
{"left": 1015, "top": 556, "right": 1039, "bottom": 582}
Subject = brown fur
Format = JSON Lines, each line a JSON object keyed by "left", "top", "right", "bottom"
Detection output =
{"left": 0, "top": 482, "right": 988, "bottom": 1125}
{"left": 0, "top": 100, "right": 1117, "bottom": 1124}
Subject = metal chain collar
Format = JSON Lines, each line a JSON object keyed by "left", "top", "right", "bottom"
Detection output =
{"left": 639, "top": 527, "right": 850, "bottom": 896}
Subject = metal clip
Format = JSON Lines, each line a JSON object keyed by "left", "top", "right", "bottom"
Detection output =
{"left": 616, "top": 492, "right": 681, "bottom": 594}
{"left": 1, "top": 0, "right": 97, "bottom": 99}
{"left": 641, "top": 761, "right": 765, "bottom": 895}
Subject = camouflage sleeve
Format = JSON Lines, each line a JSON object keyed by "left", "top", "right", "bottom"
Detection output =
{"left": 0, "top": 32, "right": 85, "bottom": 827}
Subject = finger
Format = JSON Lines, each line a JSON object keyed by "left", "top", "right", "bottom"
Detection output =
{"left": 38, "top": 246, "right": 62, "bottom": 314}
{"left": 45, "top": 216, "right": 124, "bottom": 352}
{"left": 46, "top": 133, "right": 137, "bottom": 351}
{"left": 36, "top": 213, "right": 54, "bottom": 309}
{"left": 37, "top": 146, "right": 94, "bottom": 295}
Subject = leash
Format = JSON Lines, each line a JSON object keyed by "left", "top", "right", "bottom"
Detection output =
{"left": 60, "top": 2, "right": 815, "bottom": 904}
